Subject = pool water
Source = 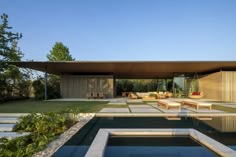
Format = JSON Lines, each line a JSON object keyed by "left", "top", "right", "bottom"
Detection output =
{"left": 53, "top": 117, "right": 236, "bottom": 157}
{"left": 105, "top": 136, "right": 218, "bottom": 157}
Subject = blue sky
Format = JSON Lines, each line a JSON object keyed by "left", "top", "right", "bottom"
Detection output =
{"left": 1, "top": 0, "right": 236, "bottom": 61}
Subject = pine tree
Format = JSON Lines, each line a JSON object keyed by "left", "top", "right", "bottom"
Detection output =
{"left": 47, "top": 42, "right": 74, "bottom": 61}
{"left": 0, "top": 13, "right": 24, "bottom": 100}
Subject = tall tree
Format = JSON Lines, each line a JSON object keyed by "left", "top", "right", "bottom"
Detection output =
{"left": 0, "top": 13, "right": 26, "bottom": 100}
{"left": 47, "top": 42, "right": 74, "bottom": 61}
{"left": 44, "top": 42, "right": 74, "bottom": 99}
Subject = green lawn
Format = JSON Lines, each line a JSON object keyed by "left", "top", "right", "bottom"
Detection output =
{"left": 0, "top": 100, "right": 127, "bottom": 113}
{"left": 1, "top": 100, "right": 235, "bottom": 113}
{"left": 213, "top": 104, "right": 236, "bottom": 113}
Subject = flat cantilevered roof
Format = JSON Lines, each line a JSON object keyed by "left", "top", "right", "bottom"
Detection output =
{"left": 9, "top": 61, "right": 236, "bottom": 78}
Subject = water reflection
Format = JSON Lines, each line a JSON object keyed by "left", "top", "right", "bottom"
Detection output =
{"left": 202, "top": 116, "right": 236, "bottom": 132}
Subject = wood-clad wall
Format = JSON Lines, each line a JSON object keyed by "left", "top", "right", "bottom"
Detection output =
{"left": 199, "top": 71, "right": 236, "bottom": 102}
{"left": 222, "top": 72, "right": 236, "bottom": 102}
{"left": 199, "top": 71, "right": 223, "bottom": 101}
{"left": 60, "top": 75, "right": 114, "bottom": 98}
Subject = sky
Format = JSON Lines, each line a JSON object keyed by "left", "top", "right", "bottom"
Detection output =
{"left": 1, "top": 0, "right": 236, "bottom": 61}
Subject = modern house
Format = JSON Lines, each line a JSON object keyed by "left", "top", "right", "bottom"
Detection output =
{"left": 11, "top": 61, "right": 236, "bottom": 102}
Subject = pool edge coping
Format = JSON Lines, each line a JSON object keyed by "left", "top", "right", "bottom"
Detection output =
{"left": 85, "top": 128, "right": 236, "bottom": 157}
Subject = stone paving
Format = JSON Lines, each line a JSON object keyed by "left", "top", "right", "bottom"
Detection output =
{"left": 99, "top": 108, "right": 130, "bottom": 113}
{"left": 126, "top": 99, "right": 143, "bottom": 103}
{"left": 151, "top": 104, "right": 192, "bottom": 113}
{"left": 129, "top": 105, "right": 151, "bottom": 108}
{"left": 0, "top": 132, "right": 30, "bottom": 139}
{"left": 99, "top": 103, "right": 226, "bottom": 114}
{"left": 0, "top": 124, "right": 15, "bottom": 131}
{"left": 0, "top": 114, "right": 29, "bottom": 139}
{"left": 129, "top": 104, "right": 161, "bottom": 113}
{"left": 129, "top": 107, "right": 161, "bottom": 113}
{"left": 107, "top": 99, "right": 127, "bottom": 105}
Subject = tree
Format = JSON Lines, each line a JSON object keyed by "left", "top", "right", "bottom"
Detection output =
{"left": 47, "top": 42, "right": 74, "bottom": 61}
{"left": 0, "top": 13, "right": 27, "bottom": 101}
{"left": 43, "top": 42, "right": 74, "bottom": 99}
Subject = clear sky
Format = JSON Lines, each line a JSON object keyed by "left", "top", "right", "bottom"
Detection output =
{"left": 1, "top": 0, "right": 236, "bottom": 61}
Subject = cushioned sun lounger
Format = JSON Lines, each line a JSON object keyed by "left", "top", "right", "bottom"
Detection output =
{"left": 182, "top": 99, "right": 212, "bottom": 110}
{"left": 157, "top": 100, "right": 181, "bottom": 110}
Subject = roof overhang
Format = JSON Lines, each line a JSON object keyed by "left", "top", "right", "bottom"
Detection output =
{"left": 8, "top": 61, "right": 236, "bottom": 79}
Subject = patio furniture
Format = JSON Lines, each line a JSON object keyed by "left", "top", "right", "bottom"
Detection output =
{"left": 189, "top": 92, "right": 204, "bottom": 99}
{"left": 128, "top": 93, "right": 138, "bottom": 99}
{"left": 166, "top": 92, "right": 173, "bottom": 98}
{"left": 142, "top": 96, "right": 156, "bottom": 101}
{"left": 122, "top": 92, "right": 132, "bottom": 97}
{"left": 86, "top": 93, "right": 92, "bottom": 99}
{"left": 98, "top": 92, "right": 104, "bottom": 99}
{"left": 157, "top": 92, "right": 166, "bottom": 99}
{"left": 182, "top": 99, "right": 212, "bottom": 110}
{"left": 92, "top": 92, "right": 98, "bottom": 99}
{"left": 157, "top": 100, "right": 181, "bottom": 110}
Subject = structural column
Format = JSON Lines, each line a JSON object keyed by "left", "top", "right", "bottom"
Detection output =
{"left": 44, "top": 71, "right": 48, "bottom": 100}
{"left": 113, "top": 75, "right": 116, "bottom": 98}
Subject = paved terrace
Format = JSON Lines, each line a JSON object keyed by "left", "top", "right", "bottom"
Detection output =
{"left": 46, "top": 97, "right": 236, "bottom": 117}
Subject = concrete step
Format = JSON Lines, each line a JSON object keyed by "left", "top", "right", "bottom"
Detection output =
{"left": 0, "top": 132, "right": 30, "bottom": 139}
{"left": 0, "top": 117, "right": 18, "bottom": 124}
{"left": 0, "top": 113, "right": 28, "bottom": 118}
{"left": 0, "top": 124, "right": 15, "bottom": 131}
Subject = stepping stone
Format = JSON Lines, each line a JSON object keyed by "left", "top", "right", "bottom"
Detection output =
{"left": 0, "top": 124, "right": 15, "bottom": 131}
{"left": 0, "top": 113, "right": 28, "bottom": 117}
{"left": 129, "top": 105, "right": 152, "bottom": 108}
{"left": 151, "top": 105, "right": 192, "bottom": 113}
{"left": 130, "top": 108, "right": 160, "bottom": 113}
{"left": 108, "top": 101, "right": 127, "bottom": 105}
{"left": 0, "top": 132, "right": 30, "bottom": 139}
{"left": 0, "top": 117, "right": 18, "bottom": 124}
{"left": 99, "top": 108, "right": 130, "bottom": 113}
{"left": 108, "top": 99, "right": 127, "bottom": 105}
{"left": 126, "top": 99, "right": 143, "bottom": 103}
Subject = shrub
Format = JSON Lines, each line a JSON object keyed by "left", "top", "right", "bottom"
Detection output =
{"left": 0, "top": 110, "right": 78, "bottom": 157}
{"left": 32, "top": 77, "right": 45, "bottom": 100}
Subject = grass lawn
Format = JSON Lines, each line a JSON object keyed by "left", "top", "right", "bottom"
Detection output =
{"left": 213, "top": 104, "right": 236, "bottom": 113}
{"left": 0, "top": 100, "right": 128, "bottom": 113}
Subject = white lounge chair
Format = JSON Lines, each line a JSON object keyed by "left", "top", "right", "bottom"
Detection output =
{"left": 157, "top": 100, "right": 181, "bottom": 110}
{"left": 182, "top": 99, "right": 212, "bottom": 110}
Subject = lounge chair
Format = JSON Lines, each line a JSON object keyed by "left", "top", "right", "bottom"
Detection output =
{"left": 86, "top": 93, "right": 92, "bottom": 99}
{"left": 182, "top": 99, "right": 212, "bottom": 110}
{"left": 98, "top": 92, "right": 104, "bottom": 99}
{"left": 157, "top": 100, "right": 181, "bottom": 110}
{"left": 128, "top": 93, "right": 138, "bottom": 99}
{"left": 157, "top": 92, "right": 166, "bottom": 99}
{"left": 92, "top": 92, "right": 98, "bottom": 99}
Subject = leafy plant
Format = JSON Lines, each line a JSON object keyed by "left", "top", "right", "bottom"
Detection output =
{"left": 0, "top": 111, "right": 78, "bottom": 157}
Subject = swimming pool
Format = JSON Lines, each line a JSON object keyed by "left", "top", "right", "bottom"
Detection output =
{"left": 53, "top": 117, "right": 236, "bottom": 157}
